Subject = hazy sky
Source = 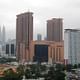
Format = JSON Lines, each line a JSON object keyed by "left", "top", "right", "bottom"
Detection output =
{"left": 0, "top": 0, "right": 80, "bottom": 40}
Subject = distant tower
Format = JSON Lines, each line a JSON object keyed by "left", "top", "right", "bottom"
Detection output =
{"left": 37, "top": 34, "right": 42, "bottom": 41}
{"left": 0, "top": 26, "right": 1, "bottom": 42}
{"left": 2, "top": 26, "right": 6, "bottom": 44}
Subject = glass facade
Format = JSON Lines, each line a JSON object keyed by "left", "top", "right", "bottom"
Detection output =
{"left": 6, "top": 44, "right": 9, "bottom": 54}
{"left": 11, "top": 44, "right": 14, "bottom": 54}
{"left": 34, "top": 44, "right": 48, "bottom": 63}
{"left": 64, "top": 29, "right": 80, "bottom": 65}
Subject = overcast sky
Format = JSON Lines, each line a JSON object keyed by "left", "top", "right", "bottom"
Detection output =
{"left": 0, "top": 0, "right": 80, "bottom": 40}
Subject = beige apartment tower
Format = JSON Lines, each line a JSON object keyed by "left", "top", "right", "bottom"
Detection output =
{"left": 47, "top": 18, "right": 63, "bottom": 42}
{"left": 16, "top": 12, "right": 33, "bottom": 62}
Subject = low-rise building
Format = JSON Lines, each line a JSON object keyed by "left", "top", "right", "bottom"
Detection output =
{"left": 30, "top": 40, "right": 64, "bottom": 64}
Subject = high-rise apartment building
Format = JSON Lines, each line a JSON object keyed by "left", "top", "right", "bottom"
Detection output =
{"left": 47, "top": 18, "right": 63, "bottom": 42}
{"left": 64, "top": 29, "right": 80, "bottom": 65}
{"left": 16, "top": 12, "right": 33, "bottom": 62}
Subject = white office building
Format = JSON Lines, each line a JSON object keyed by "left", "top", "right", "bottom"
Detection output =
{"left": 64, "top": 29, "right": 80, "bottom": 65}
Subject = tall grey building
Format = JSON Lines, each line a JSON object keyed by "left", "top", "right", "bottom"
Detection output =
{"left": 0, "top": 27, "right": 1, "bottom": 42}
{"left": 64, "top": 29, "right": 80, "bottom": 65}
{"left": 47, "top": 18, "right": 63, "bottom": 42}
{"left": 2, "top": 26, "right": 6, "bottom": 44}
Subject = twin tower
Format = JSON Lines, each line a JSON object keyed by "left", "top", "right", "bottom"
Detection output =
{"left": 16, "top": 12, "right": 63, "bottom": 63}
{"left": 0, "top": 26, "right": 6, "bottom": 45}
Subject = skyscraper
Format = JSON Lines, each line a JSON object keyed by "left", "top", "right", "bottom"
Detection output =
{"left": 16, "top": 12, "right": 33, "bottom": 62}
{"left": 2, "top": 26, "right": 6, "bottom": 44}
{"left": 0, "top": 26, "right": 1, "bottom": 42}
{"left": 47, "top": 18, "right": 63, "bottom": 42}
{"left": 64, "top": 29, "right": 80, "bottom": 65}
{"left": 37, "top": 34, "right": 42, "bottom": 41}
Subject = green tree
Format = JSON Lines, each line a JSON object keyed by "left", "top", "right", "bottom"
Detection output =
{"left": 65, "top": 64, "right": 73, "bottom": 72}
{"left": 73, "top": 64, "right": 78, "bottom": 69}
{"left": 45, "top": 64, "right": 65, "bottom": 80}
{"left": 16, "top": 65, "right": 24, "bottom": 79}
{"left": 45, "top": 66, "right": 55, "bottom": 80}
{"left": 25, "top": 64, "right": 43, "bottom": 79}
{"left": 56, "top": 64, "right": 65, "bottom": 71}
{"left": 78, "top": 63, "right": 80, "bottom": 68}
{"left": 4, "top": 68, "right": 19, "bottom": 80}
{"left": 4, "top": 66, "right": 23, "bottom": 80}
{"left": 0, "top": 77, "right": 4, "bottom": 80}
{"left": 40, "top": 65, "right": 47, "bottom": 77}
{"left": 40, "top": 65, "right": 47, "bottom": 72}
{"left": 30, "top": 64, "right": 41, "bottom": 78}
{"left": 25, "top": 68, "right": 32, "bottom": 79}
{"left": 54, "top": 70, "right": 65, "bottom": 80}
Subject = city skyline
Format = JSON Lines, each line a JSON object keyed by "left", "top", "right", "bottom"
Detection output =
{"left": 0, "top": 0, "right": 80, "bottom": 40}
